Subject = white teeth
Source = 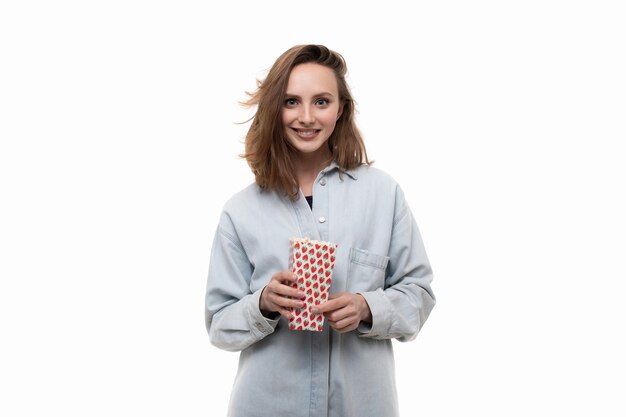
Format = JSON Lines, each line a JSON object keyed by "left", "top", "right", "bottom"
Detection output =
{"left": 295, "top": 129, "right": 318, "bottom": 137}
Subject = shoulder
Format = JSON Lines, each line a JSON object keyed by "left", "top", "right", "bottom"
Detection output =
{"left": 351, "top": 164, "right": 413, "bottom": 217}
{"left": 219, "top": 182, "right": 285, "bottom": 224}
{"left": 222, "top": 182, "right": 263, "bottom": 212}
{"left": 352, "top": 164, "right": 401, "bottom": 190}
{"left": 213, "top": 183, "right": 264, "bottom": 237}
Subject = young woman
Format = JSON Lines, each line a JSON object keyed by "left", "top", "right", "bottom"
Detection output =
{"left": 205, "top": 44, "right": 435, "bottom": 417}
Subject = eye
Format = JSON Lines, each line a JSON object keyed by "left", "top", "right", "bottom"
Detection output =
{"left": 284, "top": 98, "right": 298, "bottom": 107}
{"left": 315, "top": 98, "right": 330, "bottom": 106}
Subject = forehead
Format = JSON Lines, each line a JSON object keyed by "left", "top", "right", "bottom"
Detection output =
{"left": 286, "top": 63, "right": 338, "bottom": 95}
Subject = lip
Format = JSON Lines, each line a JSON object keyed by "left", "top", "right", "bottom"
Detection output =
{"left": 291, "top": 128, "right": 321, "bottom": 140}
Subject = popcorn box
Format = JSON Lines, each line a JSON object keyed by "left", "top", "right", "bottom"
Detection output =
{"left": 288, "top": 238, "right": 337, "bottom": 331}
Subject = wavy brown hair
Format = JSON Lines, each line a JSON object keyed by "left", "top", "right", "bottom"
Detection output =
{"left": 240, "top": 44, "right": 371, "bottom": 200}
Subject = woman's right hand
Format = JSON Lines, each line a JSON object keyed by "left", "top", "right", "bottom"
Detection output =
{"left": 259, "top": 271, "right": 305, "bottom": 319}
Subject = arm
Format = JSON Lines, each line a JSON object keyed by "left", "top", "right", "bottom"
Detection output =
{"left": 204, "top": 216, "right": 279, "bottom": 352}
{"left": 357, "top": 188, "right": 436, "bottom": 341}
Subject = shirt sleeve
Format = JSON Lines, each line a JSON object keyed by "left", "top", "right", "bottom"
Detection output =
{"left": 204, "top": 213, "right": 279, "bottom": 352}
{"left": 357, "top": 186, "right": 436, "bottom": 341}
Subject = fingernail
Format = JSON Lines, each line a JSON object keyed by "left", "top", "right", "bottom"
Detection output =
{"left": 311, "top": 307, "right": 319, "bottom": 314}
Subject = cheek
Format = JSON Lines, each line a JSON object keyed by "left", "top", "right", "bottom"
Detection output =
{"left": 320, "top": 112, "right": 339, "bottom": 129}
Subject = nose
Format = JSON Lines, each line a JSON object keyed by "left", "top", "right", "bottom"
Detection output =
{"left": 297, "top": 104, "right": 315, "bottom": 125}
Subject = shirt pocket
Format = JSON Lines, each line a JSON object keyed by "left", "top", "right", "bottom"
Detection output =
{"left": 346, "top": 248, "right": 390, "bottom": 293}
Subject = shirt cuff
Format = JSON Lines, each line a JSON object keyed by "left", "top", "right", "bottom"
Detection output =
{"left": 247, "top": 286, "right": 280, "bottom": 337}
{"left": 356, "top": 289, "right": 391, "bottom": 337}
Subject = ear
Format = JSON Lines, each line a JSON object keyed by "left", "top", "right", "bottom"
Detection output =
{"left": 336, "top": 102, "right": 344, "bottom": 121}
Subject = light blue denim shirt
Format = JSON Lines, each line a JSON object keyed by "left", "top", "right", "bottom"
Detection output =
{"left": 205, "top": 162, "right": 435, "bottom": 417}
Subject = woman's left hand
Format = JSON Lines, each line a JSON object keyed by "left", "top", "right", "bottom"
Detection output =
{"left": 312, "top": 292, "right": 372, "bottom": 333}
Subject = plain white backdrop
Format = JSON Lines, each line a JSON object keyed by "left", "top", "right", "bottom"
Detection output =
{"left": 1, "top": 1, "right": 625, "bottom": 415}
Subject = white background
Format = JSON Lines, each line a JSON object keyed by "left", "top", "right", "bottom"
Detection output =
{"left": 1, "top": 1, "right": 625, "bottom": 415}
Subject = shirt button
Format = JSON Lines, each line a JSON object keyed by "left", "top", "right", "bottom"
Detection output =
{"left": 318, "top": 216, "right": 326, "bottom": 223}
{"left": 320, "top": 178, "right": 327, "bottom": 186}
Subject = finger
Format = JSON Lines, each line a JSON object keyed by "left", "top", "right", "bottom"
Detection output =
{"left": 313, "top": 296, "right": 345, "bottom": 314}
{"left": 267, "top": 279, "right": 303, "bottom": 300}
{"left": 330, "top": 318, "right": 358, "bottom": 333}
{"left": 277, "top": 307, "right": 292, "bottom": 320}
{"left": 271, "top": 289, "right": 304, "bottom": 306}
{"left": 274, "top": 271, "right": 297, "bottom": 283}
{"left": 276, "top": 296, "right": 305, "bottom": 309}
{"left": 325, "top": 307, "right": 354, "bottom": 322}
{"left": 277, "top": 282, "right": 305, "bottom": 299}
{"left": 268, "top": 290, "right": 304, "bottom": 308}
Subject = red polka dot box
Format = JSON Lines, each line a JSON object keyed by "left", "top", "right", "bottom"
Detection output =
{"left": 288, "top": 237, "right": 337, "bottom": 331}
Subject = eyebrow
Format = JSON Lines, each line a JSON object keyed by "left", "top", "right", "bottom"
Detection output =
{"left": 284, "top": 92, "right": 336, "bottom": 98}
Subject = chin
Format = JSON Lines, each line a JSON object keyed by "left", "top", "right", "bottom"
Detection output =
{"left": 287, "top": 136, "right": 327, "bottom": 154}
{"left": 296, "top": 143, "right": 324, "bottom": 153}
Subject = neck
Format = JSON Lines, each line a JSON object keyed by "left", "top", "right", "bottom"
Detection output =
{"left": 294, "top": 150, "right": 333, "bottom": 196}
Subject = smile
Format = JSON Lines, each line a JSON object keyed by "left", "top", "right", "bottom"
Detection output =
{"left": 292, "top": 128, "right": 320, "bottom": 139}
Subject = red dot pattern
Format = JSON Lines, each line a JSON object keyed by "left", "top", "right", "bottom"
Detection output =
{"left": 288, "top": 238, "right": 337, "bottom": 331}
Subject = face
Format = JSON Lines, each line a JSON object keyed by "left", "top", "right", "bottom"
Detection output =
{"left": 281, "top": 63, "right": 343, "bottom": 160}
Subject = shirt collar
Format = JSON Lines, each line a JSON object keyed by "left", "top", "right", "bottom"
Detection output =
{"left": 322, "top": 161, "right": 359, "bottom": 180}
